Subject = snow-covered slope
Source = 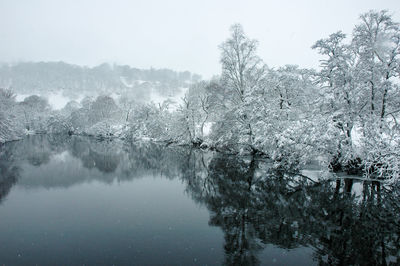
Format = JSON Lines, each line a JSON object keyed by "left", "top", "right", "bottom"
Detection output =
{"left": 1, "top": 62, "right": 202, "bottom": 110}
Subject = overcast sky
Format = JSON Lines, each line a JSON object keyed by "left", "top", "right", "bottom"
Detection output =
{"left": 1, "top": 0, "right": 399, "bottom": 78}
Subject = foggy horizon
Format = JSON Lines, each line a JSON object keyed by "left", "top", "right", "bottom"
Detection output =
{"left": 1, "top": 0, "right": 399, "bottom": 78}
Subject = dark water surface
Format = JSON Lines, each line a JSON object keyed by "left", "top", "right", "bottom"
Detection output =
{"left": 0, "top": 135, "right": 399, "bottom": 265}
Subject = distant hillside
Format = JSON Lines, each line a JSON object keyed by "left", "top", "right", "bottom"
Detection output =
{"left": 0, "top": 62, "right": 202, "bottom": 98}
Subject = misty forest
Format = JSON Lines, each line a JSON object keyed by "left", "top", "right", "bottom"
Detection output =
{"left": 1, "top": 9, "right": 400, "bottom": 265}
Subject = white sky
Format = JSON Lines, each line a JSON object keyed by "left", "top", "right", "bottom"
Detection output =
{"left": 1, "top": 0, "right": 399, "bottom": 78}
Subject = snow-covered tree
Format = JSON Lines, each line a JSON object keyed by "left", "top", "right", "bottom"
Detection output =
{"left": 312, "top": 31, "right": 361, "bottom": 168}
{"left": 352, "top": 10, "right": 400, "bottom": 120}
{"left": 88, "top": 95, "right": 120, "bottom": 124}
{"left": 0, "top": 88, "right": 22, "bottom": 142}
{"left": 214, "top": 24, "right": 267, "bottom": 152}
{"left": 18, "top": 95, "right": 50, "bottom": 133}
{"left": 312, "top": 10, "right": 400, "bottom": 179}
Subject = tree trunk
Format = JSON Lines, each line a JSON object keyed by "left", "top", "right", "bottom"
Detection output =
{"left": 370, "top": 80, "right": 375, "bottom": 115}
{"left": 380, "top": 74, "right": 389, "bottom": 120}
{"left": 344, "top": 178, "right": 353, "bottom": 193}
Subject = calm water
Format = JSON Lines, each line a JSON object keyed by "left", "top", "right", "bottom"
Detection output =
{"left": 0, "top": 135, "right": 399, "bottom": 265}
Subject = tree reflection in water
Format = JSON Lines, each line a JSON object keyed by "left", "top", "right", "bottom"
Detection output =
{"left": 0, "top": 140, "right": 19, "bottom": 204}
{"left": 184, "top": 155, "right": 400, "bottom": 265}
{"left": 0, "top": 135, "right": 399, "bottom": 265}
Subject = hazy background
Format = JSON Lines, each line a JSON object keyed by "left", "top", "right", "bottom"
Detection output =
{"left": 1, "top": 0, "right": 399, "bottom": 78}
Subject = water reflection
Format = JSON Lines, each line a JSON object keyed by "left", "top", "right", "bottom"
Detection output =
{"left": 0, "top": 143, "right": 19, "bottom": 203}
{"left": 0, "top": 135, "right": 399, "bottom": 265}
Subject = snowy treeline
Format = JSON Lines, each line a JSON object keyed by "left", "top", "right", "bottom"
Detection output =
{"left": 180, "top": 10, "right": 400, "bottom": 181}
{"left": 1, "top": 10, "right": 399, "bottom": 181}
{"left": 0, "top": 62, "right": 200, "bottom": 102}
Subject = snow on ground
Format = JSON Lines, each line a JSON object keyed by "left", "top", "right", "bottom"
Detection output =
{"left": 136, "top": 80, "right": 147, "bottom": 85}
{"left": 15, "top": 94, "right": 30, "bottom": 102}
{"left": 120, "top": 76, "right": 134, "bottom": 88}
{"left": 149, "top": 87, "right": 188, "bottom": 112}
{"left": 120, "top": 76, "right": 148, "bottom": 87}
{"left": 109, "top": 92, "right": 121, "bottom": 103}
{"left": 47, "top": 91, "right": 71, "bottom": 110}
{"left": 16, "top": 91, "right": 86, "bottom": 110}
{"left": 15, "top": 84, "right": 192, "bottom": 113}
